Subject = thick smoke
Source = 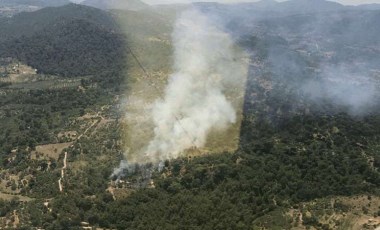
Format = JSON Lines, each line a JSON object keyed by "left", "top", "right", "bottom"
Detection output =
{"left": 112, "top": 8, "right": 247, "bottom": 177}
{"left": 144, "top": 9, "right": 245, "bottom": 162}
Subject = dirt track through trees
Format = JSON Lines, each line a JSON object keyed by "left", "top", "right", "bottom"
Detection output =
{"left": 58, "top": 152, "right": 67, "bottom": 192}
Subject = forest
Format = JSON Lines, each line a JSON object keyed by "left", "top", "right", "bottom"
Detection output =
{"left": 0, "top": 1, "right": 380, "bottom": 229}
{"left": 0, "top": 4, "right": 124, "bottom": 77}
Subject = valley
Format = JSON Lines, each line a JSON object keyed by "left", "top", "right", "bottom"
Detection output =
{"left": 0, "top": 0, "right": 379, "bottom": 229}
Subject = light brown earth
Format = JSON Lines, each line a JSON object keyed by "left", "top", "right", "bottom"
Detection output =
{"left": 286, "top": 195, "right": 380, "bottom": 230}
{"left": 0, "top": 191, "right": 32, "bottom": 202}
{"left": 31, "top": 142, "right": 73, "bottom": 160}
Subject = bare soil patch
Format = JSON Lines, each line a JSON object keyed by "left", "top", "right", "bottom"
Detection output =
{"left": 31, "top": 142, "right": 73, "bottom": 160}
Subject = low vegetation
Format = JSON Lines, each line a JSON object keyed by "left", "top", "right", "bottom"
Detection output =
{"left": 0, "top": 2, "right": 380, "bottom": 229}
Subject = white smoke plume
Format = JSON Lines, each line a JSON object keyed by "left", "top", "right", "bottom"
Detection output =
{"left": 112, "top": 8, "right": 247, "bottom": 178}
{"left": 144, "top": 8, "right": 246, "bottom": 162}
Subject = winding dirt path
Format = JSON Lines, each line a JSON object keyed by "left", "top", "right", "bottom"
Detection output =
{"left": 58, "top": 152, "right": 67, "bottom": 192}
{"left": 13, "top": 210, "right": 19, "bottom": 228}
{"left": 78, "top": 120, "right": 98, "bottom": 139}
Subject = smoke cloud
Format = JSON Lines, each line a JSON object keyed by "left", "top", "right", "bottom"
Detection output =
{"left": 144, "top": 9, "right": 246, "bottom": 162}
{"left": 112, "top": 8, "right": 247, "bottom": 177}
{"left": 242, "top": 8, "right": 380, "bottom": 118}
{"left": 302, "top": 64, "right": 378, "bottom": 115}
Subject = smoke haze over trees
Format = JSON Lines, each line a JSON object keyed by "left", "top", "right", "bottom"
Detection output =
{"left": 0, "top": 0, "right": 380, "bottom": 229}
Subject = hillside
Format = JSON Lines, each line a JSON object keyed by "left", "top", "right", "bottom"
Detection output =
{"left": 356, "top": 4, "right": 380, "bottom": 10}
{"left": 0, "top": 0, "right": 71, "bottom": 17}
{"left": 0, "top": 1, "right": 379, "bottom": 230}
{"left": 0, "top": 0, "right": 70, "bottom": 7}
{"left": 0, "top": 4, "right": 124, "bottom": 76}
{"left": 276, "top": 0, "right": 344, "bottom": 13}
{"left": 81, "top": 0, "right": 148, "bottom": 11}
{"left": 237, "top": 0, "right": 344, "bottom": 12}
{"left": 0, "top": 4, "right": 118, "bottom": 41}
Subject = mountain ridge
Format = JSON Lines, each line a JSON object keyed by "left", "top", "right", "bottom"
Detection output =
{"left": 0, "top": 3, "right": 118, "bottom": 42}
{"left": 0, "top": 4, "right": 124, "bottom": 76}
{"left": 81, "top": 0, "right": 148, "bottom": 11}
{"left": 0, "top": 0, "right": 70, "bottom": 7}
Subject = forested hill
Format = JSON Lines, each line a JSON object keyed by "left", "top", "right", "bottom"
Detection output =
{"left": 0, "top": 1, "right": 379, "bottom": 229}
{"left": 0, "top": 0, "right": 70, "bottom": 7}
{"left": 81, "top": 0, "right": 148, "bottom": 11}
{"left": 0, "top": 4, "right": 124, "bottom": 77}
{"left": 0, "top": 3, "right": 118, "bottom": 40}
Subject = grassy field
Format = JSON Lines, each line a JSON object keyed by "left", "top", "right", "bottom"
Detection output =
{"left": 0, "top": 191, "right": 33, "bottom": 202}
{"left": 31, "top": 142, "right": 73, "bottom": 160}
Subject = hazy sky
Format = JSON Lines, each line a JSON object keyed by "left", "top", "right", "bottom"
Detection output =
{"left": 71, "top": 0, "right": 380, "bottom": 6}
{"left": 139, "top": 0, "right": 380, "bottom": 5}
